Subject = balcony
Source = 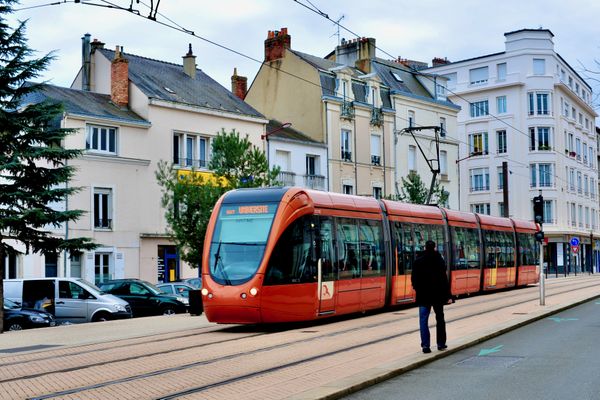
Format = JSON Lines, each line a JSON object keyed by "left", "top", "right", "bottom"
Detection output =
{"left": 174, "top": 158, "right": 208, "bottom": 169}
{"left": 371, "top": 155, "right": 381, "bottom": 166}
{"left": 470, "top": 185, "right": 490, "bottom": 192}
{"left": 277, "top": 171, "right": 296, "bottom": 186}
{"left": 341, "top": 102, "right": 355, "bottom": 120}
{"left": 304, "top": 174, "right": 326, "bottom": 191}
{"left": 370, "top": 108, "right": 383, "bottom": 126}
{"left": 341, "top": 150, "right": 352, "bottom": 162}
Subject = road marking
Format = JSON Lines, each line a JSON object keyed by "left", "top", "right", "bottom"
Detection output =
{"left": 478, "top": 344, "right": 503, "bottom": 356}
{"left": 547, "top": 317, "right": 578, "bottom": 323}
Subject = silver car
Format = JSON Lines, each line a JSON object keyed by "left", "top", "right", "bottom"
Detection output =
{"left": 156, "top": 282, "right": 196, "bottom": 306}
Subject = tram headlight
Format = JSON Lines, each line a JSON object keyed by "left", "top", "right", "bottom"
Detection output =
{"left": 240, "top": 293, "right": 247, "bottom": 299}
{"left": 201, "top": 288, "right": 209, "bottom": 296}
{"left": 249, "top": 287, "right": 258, "bottom": 296}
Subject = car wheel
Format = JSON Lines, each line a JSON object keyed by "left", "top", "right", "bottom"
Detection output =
{"left": 8, "top": 322, "right": 24, "bottom": 331}
{"left": 161, "top": 307, "right": 176, "bottom": 315}
{"left": 92, "top": 312, "right": 111, "bottom": 322}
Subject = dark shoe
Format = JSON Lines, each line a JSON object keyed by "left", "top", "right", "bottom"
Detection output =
{"left": 422, "top": 347, "right": 431, "bottom": 354}
{"left": 438, "top": 345, "right": 448, "bottom": 351}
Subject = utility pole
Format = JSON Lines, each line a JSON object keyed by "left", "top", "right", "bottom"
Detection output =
{"left": 399, "top": 126, "right": 441, "bottom": 204}
{"left": 533, "top": 191, "right": 545, "bottom": 305}
{"left": 502, "top": 161, "right": 509, "bottom": 217}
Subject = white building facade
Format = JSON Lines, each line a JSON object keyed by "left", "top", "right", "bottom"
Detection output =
{"left": 427, "top": 29, "right": 599, "bottom": 274}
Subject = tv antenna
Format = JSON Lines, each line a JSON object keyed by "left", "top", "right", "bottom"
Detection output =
{"left": 331, "top": 14, "right": 345, "bottom": 45}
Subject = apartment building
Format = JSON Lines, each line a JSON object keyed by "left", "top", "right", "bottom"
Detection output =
{"left": 427, "top": 29, "right": 599, "bottom": 273}
{"left": 11, "top": 35, "right": 267, "bottom": 284}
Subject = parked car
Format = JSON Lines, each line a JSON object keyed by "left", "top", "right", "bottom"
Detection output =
{"left": 98, "top": 279, "right": 187, "bottom": 317}
{"left": 3, "top": 298, "right": 56, "bottom": 331}
{"left": 156, "top": 282, "right": 196, "bottom": 306}
{"left": 179, "top": 277, "right": 201, "bottom": 289}
{"left": 3, "top": 278, "right": 131, "bottom": 323}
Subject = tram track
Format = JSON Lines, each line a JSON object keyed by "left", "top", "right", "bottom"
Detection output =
{"left": 15, "top": 278, "right": 598, "bottom": 400}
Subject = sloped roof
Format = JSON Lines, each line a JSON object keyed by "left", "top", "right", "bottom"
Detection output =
{"left": 266, "top": 120, "right": 324, "bottom": 146}
{"left": 290, "top": 49, "right": 342, "bottom": 72}
{"left": 98, "top": 48, "right": 264, "bottom": 119}
{"left": 22, "top": 84, "right": 148, "bottom": 125}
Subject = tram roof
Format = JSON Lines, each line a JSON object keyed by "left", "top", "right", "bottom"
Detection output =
{"left": 443, "top": 209, "right": 478, "bottom": 225}
{"left": 477, "top": 214, "right": 514, "bottom": 230}
{"left": 305, "top": 189, "right": 382, "bottom": 214}
{"left": 510, "top": 218, "right": 538, "bottom": 232}
{"left": 380, "top": 200, "right": 443, "bottom": 220}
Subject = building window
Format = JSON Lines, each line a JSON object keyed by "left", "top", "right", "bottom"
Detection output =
{"left": 373, "top": 186, "right": 382, "bottom": 199}
{"left": 576, "top": 138, "right": 581, "bottom": 160}
{"left": 498, "top": 202, "right": 505, "bottom": 218}
{"left": 571, "top": 203, "right": 577, "bottom": 227}
{"left": 440, "top": 117, "right": 446, "bottom": 137}
{"left": 529, "top": 127, "right": 551, "bottom": 151}
{"left": 45, "top": 253, "right": 58, "bottom": 278}
{"left": 470, "top": 100, "right": 489, "bottom": 118}
{"left": 370, "top": 134, "right": 381, "bottom": 166}
{"left": 530, "top": 163, "right": 553, "bottom": 188}
{"left": 497, "top": 166, "right": 504, "bottom": 190}
{"left": 497, "top": 63, "right": 507, "bottom": 81}
{"left": 173, "top": 132, "right": 209, "bottom": 168}
{"left": 471, "top": 203, "right": 491, "bottom": 215}
{"left": 408, "top": 110, "right": 415, "bottom": 127}
{"left": 86, "top": 125, "right": 117, "bottom": 154}
{"left": 577, "top": 171, "right": 582, "bottom": 193}
{"left": 579, "top": 205, "right": 583, "bottom": 228}
{"left": 408, "top": 145, "right": 416, "bottom": 171}
{"left": 543, "top": 200, "right": 554, "bottom": 224}
{"left": 470, "top": 168, "right": 490, "bottom": 192}
{"left": 584, "top": 175, "right": 589, "bottom": 196}
{"left": 569, "top": 168, "right": 575, "bottom": 191}
{"left": 533, "top": 58, "right": 545, "bottom": 75}
{"left": 341, "top": 129, "right": 352, "bottom": 161}
{"left": 468, "top": 132, "right": 488, "bottom": 155}
{"left": 94, "top": 188, "right": 112, "bottom": 229}
{"left": 343, "top": 184, "right": 354, "bottom": 195}
{"left": 306, "top": 155, "right": 318, "bottom": 176}
{"left": 528, "top": 92, "right": 550, "bottom": 115}
{"left": 496, "top": 96, "right": 507, "bottom": 114}
{"left": 563, "top": 101, "right": 569, "bottom": 118}
{"left": 497, "top": 130, "right": 507, "bottom": 154}
{"left": 440, "top": 150, "right": 448, "bottom": 176}
{"left": 94, "top": 253, "right": 111, "bottom": 285}
{"left": 469, "top": 66, "right": 489, "bottom": 85}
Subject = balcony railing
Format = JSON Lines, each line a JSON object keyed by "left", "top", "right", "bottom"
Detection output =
{"left": 277, "top": 171, "right": 296, "bottom": 186}
{"left": 304, "top": 174, "right": 326, "bottom": 191}
{"left": 94, "top": 218, "right": 112, "bottom": 229}
{"left": 341, "top": 150, "right": 352, "bottom": 162}
{"left": 371, "top": 155, "right": 381, "bottom": 166}
{"left": 470, "top": 185, "right": 490, "bottom": 192}
{"left": 341, "top": 102, "right": 355, "bottom": 120}
{"left": 174, "top": 158, "right": 208, "bottom": 168}
{"left": 370, "top": 107, "right": 383, "bottom": 126}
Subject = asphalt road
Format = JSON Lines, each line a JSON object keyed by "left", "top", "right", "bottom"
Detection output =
{"left": 345, "top": 298, "right": 600, "bottom": 400}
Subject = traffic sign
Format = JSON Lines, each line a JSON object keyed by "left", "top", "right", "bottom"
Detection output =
{"left": 572, "top": 246, "right": 579, "bottom": 254}
{"left": 570, "top": 237, "right": 580, "bottom": 246}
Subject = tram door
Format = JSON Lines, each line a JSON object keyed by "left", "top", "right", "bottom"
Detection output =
{"left": 394, "top": 222, "right": 414, "bottom": 302}
{"left": 316, "top": 217, "right": 335, "bottom": 314}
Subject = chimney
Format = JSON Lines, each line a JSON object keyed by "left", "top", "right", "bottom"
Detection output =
{"left": 264, "top": 27, "right": 291, "bottom": 62}
{"left": 396, "top": 57, "right": 429, "bottom": 70}
{"left": 182, "top": 43, "right": 196, "bottom": 79}
{"left": 335, "top": 37, "right": 376, "bottom": 73}
{"left": 111, "top": 46, "right": 129, "bottom": 107}
{"left": 90, "top": 38, "right": 105, "bottom": 52}
{"left": 231, "top": 68, "right": 247, "bottom": 100}
{"left": 81, "top": 33, "right": 91, "bottom": 91}
{"left": 432, "top": 57, "right": 450, "bottom": 67}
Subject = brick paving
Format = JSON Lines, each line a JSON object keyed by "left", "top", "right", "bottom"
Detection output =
{"left": 0, "top": 275, "right": 598, "bottom": 400}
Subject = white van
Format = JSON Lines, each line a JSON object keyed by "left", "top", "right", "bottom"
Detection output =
{"left": 3, "top": 278, "right": 132, "bottom": 323}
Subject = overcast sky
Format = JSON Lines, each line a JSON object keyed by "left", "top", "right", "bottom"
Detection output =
{"left": 9, "top": 0, "right": 600, "bottom": 107}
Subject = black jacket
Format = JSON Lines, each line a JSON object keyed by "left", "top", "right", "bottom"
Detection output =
{"left": 411, "top": 250, "right": 451, "bottom": 306}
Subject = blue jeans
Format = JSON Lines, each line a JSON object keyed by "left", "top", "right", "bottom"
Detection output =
{"left": 419, "top": 304, "right": 446, "bottom": 349}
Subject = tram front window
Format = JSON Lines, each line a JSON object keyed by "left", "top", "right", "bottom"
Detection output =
{"left": 209, "top": 203, "right": 278, "bottom": 285}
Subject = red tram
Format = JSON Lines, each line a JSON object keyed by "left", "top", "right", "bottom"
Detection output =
{"left": 201, "top": 187, "right": 539, "bottom": 323}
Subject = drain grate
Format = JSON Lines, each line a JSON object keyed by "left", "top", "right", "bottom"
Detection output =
{"left": 300, "top": 330, "right": 318, "bottom": 333}
{"left": 0, "top": 344, "right": 60, "bottom": 354}
{"left": 456, "top": 356, "right": 523, "bottom": 368}
{"left": 512, "top": 312, "right": 527, "bottom": 315}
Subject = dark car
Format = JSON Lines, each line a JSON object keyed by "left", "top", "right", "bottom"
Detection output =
{"left": 3, "top": 298, "right": 56, "bottom": 331}
{"left": 98, "top": 279, "right": 187, "bottom": 317}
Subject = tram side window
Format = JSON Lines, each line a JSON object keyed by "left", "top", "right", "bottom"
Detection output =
{"left": 392, "top": 222, "right": 414, "bottom": 275}
{"left": 336, "top": 219, "right": 360, "bottom": 280}
{"left": 414, "top": 224, "right": 446, "bottom": 260}
{"left": 265, "top": 216, "right": 316, "bottom": 285}
{"left": 451, "top": 226, "right": 480, "bottom": 270}
{"left": 518, "top": 233, "right": 538, "bottom": 266}
{"left": 501, "top": 231, "right": 515, "bottom": 268}
{"left": 317, "top": 217, "right": 336, "bottom": 281}
{"left": 359, "top": 220, "right": 385, "bottom": 277}
{"left": 484, "top": 230, "right": 498, "bottom": 268}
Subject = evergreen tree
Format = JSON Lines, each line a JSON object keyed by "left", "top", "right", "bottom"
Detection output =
{"left": 0, "top": 0, "right": 95, "bottom": 332}
{"left": 397, "top": 172, "right": 449, "bottom": 206}
{"left": 156, "top": 128, "right": 280, "bottom": 269}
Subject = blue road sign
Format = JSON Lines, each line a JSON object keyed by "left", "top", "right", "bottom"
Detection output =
{"left": 570, "top": 237, "right": 580, "bottom": 247}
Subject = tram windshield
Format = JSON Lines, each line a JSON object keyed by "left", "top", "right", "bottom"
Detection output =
{"left": 209, "top": 203, "right": 278, "bottom": 285}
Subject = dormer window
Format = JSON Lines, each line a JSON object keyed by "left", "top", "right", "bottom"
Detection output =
{"left": 391, "top": 71, "right": 403, "bottom": 82}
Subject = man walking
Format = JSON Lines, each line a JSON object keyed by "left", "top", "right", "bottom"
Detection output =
{"left": 411, "top": 240, "right": 452, "bottom": 354}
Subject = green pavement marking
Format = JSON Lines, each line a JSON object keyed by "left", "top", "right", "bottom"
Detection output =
{"left": 478, "top": 345, "right": 503, "bottom": 356}
{"left": 595, "top": 302, "right": 600, "bottom": 305}
{"left": 548, "top": 317, "right": 579, "bottom": 323}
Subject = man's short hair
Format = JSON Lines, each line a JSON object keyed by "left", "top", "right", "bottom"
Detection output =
{"left": 425, "top": 240, "right": 436, "bottom": 251}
